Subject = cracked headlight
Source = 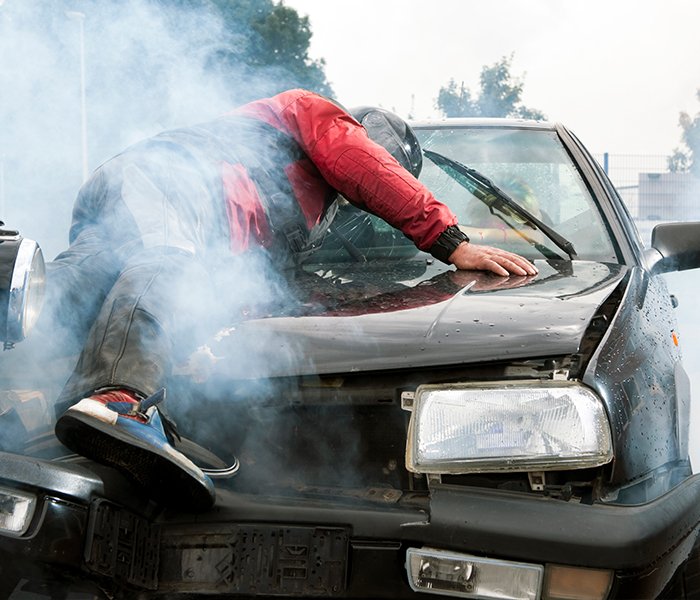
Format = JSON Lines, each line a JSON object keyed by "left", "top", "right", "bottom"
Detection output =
{"left": 405, "top": 381, "right": 613, "bottom": 474}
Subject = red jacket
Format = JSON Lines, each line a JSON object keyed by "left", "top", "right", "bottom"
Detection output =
{"left": 221, "top": 89, "right": 458, "bottom": 255}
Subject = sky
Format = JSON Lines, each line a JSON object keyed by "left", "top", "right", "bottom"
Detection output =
{"left": 286, "top": 0, "right": 699, "bottom": 157}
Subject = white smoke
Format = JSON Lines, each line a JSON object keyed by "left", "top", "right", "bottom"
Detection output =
{"left": 0, "top": 0, "right": 280, "bottom": 258}
{"left": 0, "top": 0, "right": 312, "bottom": 454}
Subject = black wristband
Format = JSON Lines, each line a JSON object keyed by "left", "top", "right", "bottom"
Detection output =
{"left": 428, "top": 225, "right": 470, "bottom": 264}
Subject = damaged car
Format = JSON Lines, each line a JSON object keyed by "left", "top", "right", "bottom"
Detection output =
{"left": 1, "top": 119, "right": 700, "bottom": 599}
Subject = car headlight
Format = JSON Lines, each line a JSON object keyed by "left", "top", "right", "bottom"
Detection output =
{"left": 0, "top": 229, "right": 46, "bottom": 346}
{"left": 405, "top": 381, "right": 613, "bottom": 474}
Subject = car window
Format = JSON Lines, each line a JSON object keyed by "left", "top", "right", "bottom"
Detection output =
{"left": 415, "top": 126, "right": 618, "bottom": 263}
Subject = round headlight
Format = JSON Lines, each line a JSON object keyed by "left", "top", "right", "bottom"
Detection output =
{"left": 0, "top": 232, "right": 46, "bottom": 346}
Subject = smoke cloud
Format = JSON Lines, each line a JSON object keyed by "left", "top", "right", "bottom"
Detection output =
{"left": 0, "top": 0, "right": 324, "bottom": 461}
{"left": 0, "top": 0, "right": 304, "bottom": 257}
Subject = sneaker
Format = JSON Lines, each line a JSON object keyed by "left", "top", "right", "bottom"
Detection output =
{"left": 55, "top": 388, "right": 215, "bottom": 511}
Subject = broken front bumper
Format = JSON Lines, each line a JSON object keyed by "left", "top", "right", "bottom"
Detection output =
{"left": 0, "top": 451, "right": 699, "bottom": 598}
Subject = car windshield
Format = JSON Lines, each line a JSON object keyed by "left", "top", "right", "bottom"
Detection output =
{"left": 415, "top": 125, "right": 617, "bottom": 263}
{"left": 295, "top": 124, "right": 619, "bottom": 312}
{"left": 307, "top": 124, "right": 618, "bottom": 274}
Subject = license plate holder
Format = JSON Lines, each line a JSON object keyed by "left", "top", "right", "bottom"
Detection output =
{"left": 160, "top": 524, "right": 350, "bottom": 596}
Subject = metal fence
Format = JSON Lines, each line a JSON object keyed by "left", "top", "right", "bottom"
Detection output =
{"left": 593, "top": 153, "right": 700, "bottom": 244}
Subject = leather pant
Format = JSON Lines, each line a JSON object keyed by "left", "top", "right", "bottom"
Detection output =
{"left": 45, "top": 139, "right": 232, "bottom": 405}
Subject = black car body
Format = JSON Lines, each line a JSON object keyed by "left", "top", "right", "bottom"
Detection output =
{"left": 1, "top": 119, "right": 700, "bottom": 599}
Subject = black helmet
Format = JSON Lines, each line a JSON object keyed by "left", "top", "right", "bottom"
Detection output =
{"left": 350, "top": 106, "right": 423, "bottom": 178}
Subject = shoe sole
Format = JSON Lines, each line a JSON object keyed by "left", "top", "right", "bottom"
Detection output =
{"left": 55, "top": 410, "right": 215, "bottom": 512}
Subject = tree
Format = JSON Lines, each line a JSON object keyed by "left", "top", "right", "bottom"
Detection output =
{"left": 436, "top": 80, "right": 476, "bottom": 118}
{"left": 671, "top": 90, "right": 700, "bottom": 176}
{"left": 436, "top": 55, "right": 545, "bottom": 120}
{"left": 668, "top": 148, "right": 690, "bottom": 173}
{"left": 189, "top": 0, "right": 333, "bottom": 101}
{"left": 249, "top": 2, "right": 330, "bottom": 91}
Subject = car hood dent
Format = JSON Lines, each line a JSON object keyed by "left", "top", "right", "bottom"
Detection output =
{"left": 208, "top": 261, "right": 627, "bottom": 378}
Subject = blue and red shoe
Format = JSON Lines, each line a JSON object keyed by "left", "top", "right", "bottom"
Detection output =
{"left": 55, "top": 388, "right": 215, "bottom": 511}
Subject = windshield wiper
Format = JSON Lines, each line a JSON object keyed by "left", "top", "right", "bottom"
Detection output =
{"left": 424, "top": 149, "right": 577, "bottom": 260}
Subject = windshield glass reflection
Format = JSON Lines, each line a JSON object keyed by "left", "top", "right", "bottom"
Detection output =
{"left": 416, "top": 127, "right": 617, "bottom": 263}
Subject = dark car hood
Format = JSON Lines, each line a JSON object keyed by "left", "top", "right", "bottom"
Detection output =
{"left": 205, "top": 260, "right": 627, "bottom": 378}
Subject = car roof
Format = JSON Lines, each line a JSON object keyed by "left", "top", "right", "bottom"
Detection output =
{"left": 409, "top": 117, "right": 559, "bottom": 131}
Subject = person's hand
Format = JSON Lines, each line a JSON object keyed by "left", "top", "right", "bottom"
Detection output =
{"left": 448, "top": 241, "right": 538, "bottom": 277}
{"left": 445, "top": 269, "right": 531, "bottom": 291}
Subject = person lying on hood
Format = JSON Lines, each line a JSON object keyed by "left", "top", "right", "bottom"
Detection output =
{"left": 50, "top": 89, "right": 537, "bottom": 511}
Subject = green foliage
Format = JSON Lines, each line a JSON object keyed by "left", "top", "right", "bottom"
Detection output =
{"left": 677, "top": 90, "right": 700, "bottom": 177}
{"left": 436, "top": 80, "right": 476, "bottom": 117}
{"left": 134, "top": 0, "right": 332, "bottom": 102}
{"left": 436, "top": 55, "right": 545, "bottom": 120}
{"left": 199, "top": 0, "right": 333, "bottom": 100}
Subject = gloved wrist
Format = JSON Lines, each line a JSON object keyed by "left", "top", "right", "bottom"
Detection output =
{"left": 429, "top": 225, "right": 470, "bottom": 264}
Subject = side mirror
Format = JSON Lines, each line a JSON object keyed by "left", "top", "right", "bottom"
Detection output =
{"left": 646, "top": 221, "right": 700, "bottom": 274}
{"left": 0, "top": 227, "right": 46, "bottom": 349}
